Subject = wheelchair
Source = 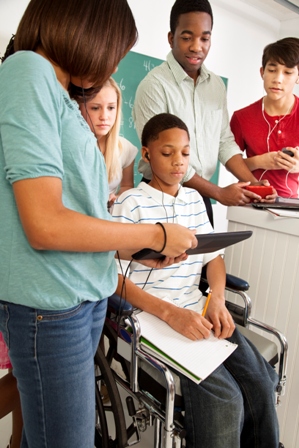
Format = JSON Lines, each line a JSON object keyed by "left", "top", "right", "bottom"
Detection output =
{"left": 94, "top": 270, "right": 288, "bottom": 448}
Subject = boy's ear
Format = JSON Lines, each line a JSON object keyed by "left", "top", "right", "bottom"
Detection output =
{"left": 168, "top": 31, "right": 174, "bottom": 48}
{"left": 260, "top": 67, "right": 264, "bottom": 79}
{"left": 141, "top": 146, "right": 150, "bottom": 163}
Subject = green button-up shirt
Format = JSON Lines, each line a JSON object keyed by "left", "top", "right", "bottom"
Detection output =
{"left": 133, "top": 51, "right": 241, "bottom": 182}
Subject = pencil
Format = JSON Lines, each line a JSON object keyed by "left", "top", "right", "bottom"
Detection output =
{"left": 202, "top": 290, "right": 212, "bottom": 317}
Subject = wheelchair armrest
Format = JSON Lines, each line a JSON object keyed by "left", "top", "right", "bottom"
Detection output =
{"left": 200, "top": 273, "right": 249, "bottom": 294}
{"left": 225, "top": 301, "right": 246, "bottom": 326}
{"left": 108, "top": 293, "right": 133, "bottom": 317}
{"left": 225, "top": 274, "right": 249, "bottom": 292}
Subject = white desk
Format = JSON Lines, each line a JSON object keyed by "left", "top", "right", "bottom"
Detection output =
{"left": 225, "top": 206, "right": 299, "bottom": 448}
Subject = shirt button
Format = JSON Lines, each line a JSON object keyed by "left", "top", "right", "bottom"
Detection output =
{"left": 278, "top": 130, "right": 282, "bottom": 134}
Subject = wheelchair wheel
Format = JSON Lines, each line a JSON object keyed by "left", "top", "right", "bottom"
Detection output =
{"left": 94, "top": 345, "right": 128, "bottom": 448}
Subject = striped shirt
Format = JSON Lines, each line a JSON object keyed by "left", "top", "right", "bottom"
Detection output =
{"left": 112, "top": 182, "right": 221, "bottom": 313}
{"left": 133, "top": 51, "right": 241, "bottom": 182}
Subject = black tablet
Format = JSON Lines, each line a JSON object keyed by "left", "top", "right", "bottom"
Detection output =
{"left": 252, "top": 197, "right": 299, "bottom": 210}
{"left": 132, "top": 230, "right": 253, "bottom": 260}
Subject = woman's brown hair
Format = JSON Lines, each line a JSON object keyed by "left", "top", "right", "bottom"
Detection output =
{"left": 14, "top": 0, "right": 138, "bottom": 87}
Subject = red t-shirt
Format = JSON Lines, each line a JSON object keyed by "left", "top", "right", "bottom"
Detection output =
{"left": 231, "top": 96, "right": 299, "bottom": 197}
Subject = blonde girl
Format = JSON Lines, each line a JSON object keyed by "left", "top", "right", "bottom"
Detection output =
{"left": 73, "top": 78, "right": 138, "bottom": 206}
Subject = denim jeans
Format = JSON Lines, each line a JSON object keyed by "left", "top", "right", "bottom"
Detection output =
{"left": 179, "top": 327, "right": 279, "bottom": 448}
{"left": 0, "top": 298, "right": 108, "bottom": 448}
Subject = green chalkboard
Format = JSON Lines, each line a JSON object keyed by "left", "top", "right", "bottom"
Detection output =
{"left": 112, "top": 51, "right": 163, "bottom": 186}
{"left": 113, "top": 50, "right": 227, "bottom": 193}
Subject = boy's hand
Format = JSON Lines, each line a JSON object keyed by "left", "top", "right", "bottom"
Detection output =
{"left": 164, "top": 307, "right": 213, "bottom": 341}
{"left": 276, "top": 147, "right": 299, "bottom": 173}
{"left": 205, "top": 299, "right": 235, "bottom": 339}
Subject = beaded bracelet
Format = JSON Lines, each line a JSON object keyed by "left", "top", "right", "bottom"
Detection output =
{"left": 155, "top": 222, "right": 167, "bottom": 253}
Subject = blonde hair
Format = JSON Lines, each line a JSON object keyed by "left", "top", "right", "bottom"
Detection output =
{"left": 102, "top": 78, "right": 123, "bottom": 184}
{"left": 72, "top": 77, "right": 123, "bottom": 183}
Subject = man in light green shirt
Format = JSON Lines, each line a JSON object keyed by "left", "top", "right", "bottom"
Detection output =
{"left": 133, "top": 0, "right": 274, "bottom": 207}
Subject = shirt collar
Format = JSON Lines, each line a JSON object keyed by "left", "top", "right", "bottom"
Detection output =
{"left": 139, "top": 181, "right": 189, "bottom": 205}
{"left": 166, "top": 51, "right": 210, "bottom": 85}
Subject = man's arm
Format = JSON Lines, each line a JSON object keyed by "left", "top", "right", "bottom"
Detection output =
{"left": 183, "top": 173, "right": 259, "bottom": 206}
{"left": 184, "top": 153, "right": 277, "bottom": 205}
{"left": 225, "top": 154, "right": 257, "bottom": 182}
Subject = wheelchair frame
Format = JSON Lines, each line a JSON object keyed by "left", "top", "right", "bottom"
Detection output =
{"left": 94, "top": 274, "right": 288, "bottom": 448}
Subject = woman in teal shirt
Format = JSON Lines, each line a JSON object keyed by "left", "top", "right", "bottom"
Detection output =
{"left": 0, "top": 1, "right": 197, "bottom": 447}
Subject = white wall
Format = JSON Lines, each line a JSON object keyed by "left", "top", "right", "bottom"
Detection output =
{"left": 0, "top": 1, "right": 26, "bottom": 53}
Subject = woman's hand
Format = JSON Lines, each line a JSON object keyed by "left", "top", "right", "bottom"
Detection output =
{"left": 130, "top": 223, "right": 197, "bottom": 265}
{"left": 158, "top": 223, "right": 197, "bottom": 258}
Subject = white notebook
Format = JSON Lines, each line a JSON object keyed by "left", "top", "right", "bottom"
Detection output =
{"left": 137, "top": 311, "right": 238, "bottom": 384}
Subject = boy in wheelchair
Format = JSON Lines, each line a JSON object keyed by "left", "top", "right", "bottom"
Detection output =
{"left": 111, "top": 113, "right": 280, "bottom": 448}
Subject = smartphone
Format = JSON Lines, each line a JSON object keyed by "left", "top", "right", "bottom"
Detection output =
{"left": 282, "top": 148, "right": 294, "bottom": 157}
{"left": 244, "top": 185, "right": 273, "bottom": 199}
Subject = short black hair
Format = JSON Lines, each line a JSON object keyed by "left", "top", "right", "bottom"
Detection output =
{"left": 170, "top": 0, "right": 213, "bottom": 34}
{"left": 262, "top": 37, "right": 299, "bottom": 70}
{"left": 141, "top": 113, "right": 190, "bottom": 147}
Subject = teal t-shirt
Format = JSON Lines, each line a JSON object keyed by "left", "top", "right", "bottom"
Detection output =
{"left": 0, "top": 51, "right": 117, "bottom": 310}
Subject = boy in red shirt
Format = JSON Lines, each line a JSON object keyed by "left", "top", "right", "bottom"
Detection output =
{"left": 231, "top": 37, "right": 299, "bottom": 198}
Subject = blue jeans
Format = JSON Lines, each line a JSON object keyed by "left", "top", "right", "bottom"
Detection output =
{"left": 180, "top": 327, "right": 279, "bottom": 448}
{"left": 0, "top": 298, "right": 107, "bottom": 448}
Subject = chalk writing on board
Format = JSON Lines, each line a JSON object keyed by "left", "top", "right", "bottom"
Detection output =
{"left": 118, "top": 78, "right": 126, "bottom": 91}
{"left": 143, "top": 59, "right": 156, "bottom": 72}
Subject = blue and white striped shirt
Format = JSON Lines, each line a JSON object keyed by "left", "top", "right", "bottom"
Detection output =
{"left": 112, "top": 182, "right": 221, "bottom": 313}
